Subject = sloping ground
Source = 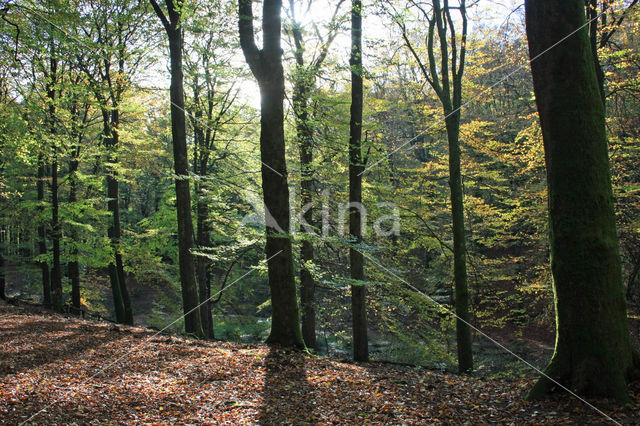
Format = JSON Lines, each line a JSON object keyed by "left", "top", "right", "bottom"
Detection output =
{"left": 1, "top": 301, "right": 639, "bottom": 425}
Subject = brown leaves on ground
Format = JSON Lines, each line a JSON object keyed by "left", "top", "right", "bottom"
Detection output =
{"left": 1, "top": 300, "right": 639, "bottom": 425}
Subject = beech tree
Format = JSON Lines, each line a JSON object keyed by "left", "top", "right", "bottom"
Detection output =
{"left": 390, "top": 0, "right": 473, "bottom": 373}
{"left": 184, "top": 1, "right": 240, "bottom": 339}
{"left": 525, "top": 0, "right": 640, "bottom": 402}
{"left": 239, "top": 0, "right": 304, "bottom": 347}
{"left": 286, "top": 0, "right": 345, "bottom": 350}
{"left": 150, "top": 0, "right": 204, "bottom": 337}
{"left": 349, "top": 0, "right": 368, "bottom": 362}
{"left": 75, "top": 0, "right": 150, "bottom": 324}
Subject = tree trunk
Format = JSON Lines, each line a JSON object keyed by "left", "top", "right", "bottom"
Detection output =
{"left": 292, "top": 57, "right": 318, "bottom": 350}
{"left": 239, "top": 0, "right": 304, "bottom": 348}
{"left": 0, "top": 248, "right": 5, "bottom": 300}
{"left": 103, "top": 109, "right": 131, "bottom": 325}
{"left": 196, "top": 193, "right": 213, "bottom": 339}
{"left": 260, "top": 78, "right": 304, "bottom": 348}
{"left": 50, "top": 157, "right": 63, "bottom": 312}
{"left": 68, "top": 146, "right": 81, "bottom": 312}
{"left": 525, "top": 0, "right": 640, "bottom": 403}
{"left": 168, "top": 27, "right": 203, "bottom": 338}
{"left": 349, "top": 0, "right": 368, "bottom": 362}
{"left": 46, "top": 50, "right": 62, "bottom": 313}
{"left": 195, "top": 137, "right": 213, "bottom": 339}
{"left": 586, "top": 0, "right": 607, "bottom": 107}
{"left": 298, "top": 97, "right": 317, "bottom": 351}
{"left": 445, "top": 114, "right": 473, "bottom": 373}
{"left": 37, "top": 158, "right": 51, "bottom": 307}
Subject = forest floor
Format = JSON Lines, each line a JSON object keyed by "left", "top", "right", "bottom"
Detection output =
{"left": 1, "top": 300, "right": 639, "bottom": 424}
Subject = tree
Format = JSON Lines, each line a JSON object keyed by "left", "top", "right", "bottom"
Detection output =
{"left": 66, "top": 75, "right": 91, "bottom": 313}
{"left": 524, "top": 0, "right": 640, "bottom": 402}
{"left": 349, "top": 0, "right": 368, "bottom": 362}
{"left": 391, "top": 0, "right": 473, "bottom": 373}
{"left": 586, "top": 0, "right": 639, "bottom": 107}
{"left": 150, "top": 0, "right": 204, "bottom": 338}
{"left": 37, "top": 143, "right": 51, "bottom": 306}
{"left": 75, "top": 0, "right": 151, "bottom": 325}
{"left": 286, "top": 0, "right": 345, "bottom": 351}
{"left": 44, "top": 30, "right": 63, "bottom": 312}
{"left": 184, "top": 0, "right": 240, "bottom": 339}
{"left": 239, "top": 0, "right": 304, "bottom": 348}
{"left": 0, "top": 241, "right": 5, "bottom": 300}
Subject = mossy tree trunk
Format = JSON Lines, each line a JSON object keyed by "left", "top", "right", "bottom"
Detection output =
{"left": 239, "top": 0, "right": 304, "bottom": 348}
{"left": 525, "top": 0, "right": 640, "bottom": 403}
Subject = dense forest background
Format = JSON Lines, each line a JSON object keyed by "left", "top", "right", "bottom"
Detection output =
{"left": 1, "top": 0, "right": 639, "bottom": 378}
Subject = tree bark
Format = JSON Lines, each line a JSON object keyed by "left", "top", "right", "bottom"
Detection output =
{"left": 195, "top": 189, "right": 213, "bottom": 338}
{"left": 69, "top": 143, "right": 81, "bottom": 312}
{"left": 525, "top": 0, "right": 640, "bottom": 403}
{"left": 103, "top": 108, "right": 132, "bottom": 325}
{"left": 149, "top": 0, "right": 203, "bottom": 337}
{"left": 396, "top": 0, "right": 473, "bottom": 372}
{"left": 297, "top": 92, "right": 317, "bottom": 350}
{"left": 349, "top": 0, "right": 368, "bottom": 362}
{"left": 168, "top": 28, "right": 203, "bottom": 338}
{"left": 46, "top": 48, "right": 62, "bottom": 313}
{"left": 193, "top": 109, "right": 213, "bottom": 339}
{"left": 37, "top": 157, "right": 51, "bottom": 307}
{"left": 290, "top": 13, "right": 317, "bottom": 350}
{"left": 239, "top": 0, "right": 304, "bottom": 348}
{"left": 0, "top": 247, "right": 5, "bottom": 300}
{"left": 586, "top": 0, "right": 606, "bottom": 107}
{"left": 50, "top": 157, "right": 63, "bottom": 312}
{"left": 445, "top": 113, "right": 473, "bottom": 373}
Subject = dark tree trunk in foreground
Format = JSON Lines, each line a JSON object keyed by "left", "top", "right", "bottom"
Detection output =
{"left": 150, "top": 0, "right": 203, "bottom": 338}
{"left": 37, "top": 157, "right": 51, "bottom": 307}
{"left": 239, "top": 0, "right": 304, "bottom": 348}
{"left": 349, "top": 0, "right": 368, "bottom": 362}
{"left": 525, "top": 0, "right": 640, "bottom": 403}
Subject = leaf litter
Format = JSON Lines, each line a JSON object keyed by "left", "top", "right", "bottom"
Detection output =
{"left": 1, "top": 300, "right": 639, "bottom": 424}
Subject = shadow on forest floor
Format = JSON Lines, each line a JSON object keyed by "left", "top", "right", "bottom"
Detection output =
{"left": 258, "top": 346, "right": 315, "bottom": 424}
{"left": 0, "top": 302, "right": 127, "bottom": 377}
